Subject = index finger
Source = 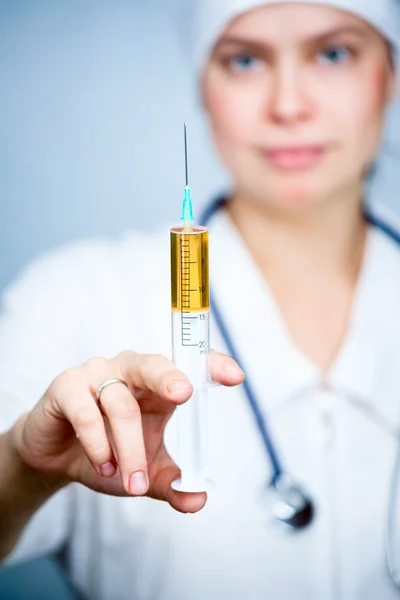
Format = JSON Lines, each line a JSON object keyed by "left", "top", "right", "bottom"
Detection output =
{"left": 114, "top": 352, "right": 194, "bottom": 405}
{"left": 113, "top": 351, "right": 244, "bottom": 404}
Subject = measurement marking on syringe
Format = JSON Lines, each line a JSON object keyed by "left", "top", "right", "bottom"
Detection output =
{"left": 181, "top": 235, "right": 192, "bottom": 346}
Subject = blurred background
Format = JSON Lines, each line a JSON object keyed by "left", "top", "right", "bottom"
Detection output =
{"left": 0, "top": 0, "right": 400, "bottom": 293}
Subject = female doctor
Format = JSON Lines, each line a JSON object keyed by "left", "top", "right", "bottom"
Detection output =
{"left": 1, "top": 0, "right": 400, "bottom": 598}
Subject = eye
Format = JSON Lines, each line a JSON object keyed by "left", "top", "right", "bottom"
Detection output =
{"left": 317, "top": 45, "right": 352, "bottom": 65}
{"left": 228, "top": 53, "right": 264, "bottom": 73}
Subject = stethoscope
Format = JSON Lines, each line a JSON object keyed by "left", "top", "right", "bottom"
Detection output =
{"left": 199, "top": 195, "right": 400, "bottom": 535}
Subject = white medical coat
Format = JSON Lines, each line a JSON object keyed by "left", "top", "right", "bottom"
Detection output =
{"left": 1, "top": 206, "right": 400, "bottom": 600}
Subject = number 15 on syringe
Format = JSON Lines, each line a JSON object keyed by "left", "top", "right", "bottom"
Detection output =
{"left": 170, "top": 124, "right": 214, "bottom": 493}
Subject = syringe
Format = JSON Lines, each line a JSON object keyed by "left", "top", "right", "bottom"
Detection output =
{"left": 170, "top": 124, "right": 214, "bottom": 493}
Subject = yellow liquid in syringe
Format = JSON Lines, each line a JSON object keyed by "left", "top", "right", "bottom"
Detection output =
{"left": 170, "top": 226, "right": 209, "bottom": 313}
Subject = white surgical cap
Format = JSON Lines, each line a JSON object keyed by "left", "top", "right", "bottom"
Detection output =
{"left": 191, "top": 0, "right": 400, "bottom": 73}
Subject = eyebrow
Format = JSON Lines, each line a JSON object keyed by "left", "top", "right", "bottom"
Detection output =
{"left": 213, "top": 25, "right": 371, "bottom": 53}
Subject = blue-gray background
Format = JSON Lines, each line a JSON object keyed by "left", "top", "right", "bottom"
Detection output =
{"left": 1, "top": 0, "right": 400, "bottom": 293}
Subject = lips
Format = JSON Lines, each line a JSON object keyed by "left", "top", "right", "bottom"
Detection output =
{"left": 262, "top": 145, "right": 325, "bottom": 169}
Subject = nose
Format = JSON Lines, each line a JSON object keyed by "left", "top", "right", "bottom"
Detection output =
{"left": 268, "top": 58, "right": 313, "bottom": 126}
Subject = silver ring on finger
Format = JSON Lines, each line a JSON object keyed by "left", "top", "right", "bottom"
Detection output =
{"left": 95, "top": 378, "right": 129, "bottom": 404}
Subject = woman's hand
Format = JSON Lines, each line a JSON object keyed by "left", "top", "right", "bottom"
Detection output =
{"left": 10, "top": 350, "right": 244, "bottom": 514}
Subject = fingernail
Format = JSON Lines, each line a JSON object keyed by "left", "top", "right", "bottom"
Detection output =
{"left": 100, "top": 461, "right": 116, "bottom": 477}
{"left": 223, "top": 363, "right": 245, "bottom": 376}
{"left": 130, "top": 471, "right": 148, "bottom": 495}
{"left": 167, "top": 380, "right": 191, "bottom": 395}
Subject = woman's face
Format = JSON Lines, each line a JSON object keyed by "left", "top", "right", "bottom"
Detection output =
{"left": 203, "top": 3, "right": 396, "bottom": 209}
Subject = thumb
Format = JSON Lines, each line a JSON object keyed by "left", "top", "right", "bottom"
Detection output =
{"left": 148, "top": 457, "right": 207, "bottom": 514}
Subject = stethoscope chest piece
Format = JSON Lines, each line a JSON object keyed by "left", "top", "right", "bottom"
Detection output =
{"left": 265, "top": 474, "right": 315, "bottom": 532}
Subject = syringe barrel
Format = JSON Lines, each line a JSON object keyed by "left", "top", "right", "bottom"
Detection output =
{"left": 170, "top": 226, "right": 211, "bottom": 492}
{"left": 170, "top": 225, "right": 210, "bottom": 390}
{"left": 171, "top": 309, "right": 210, "bottom": 393}
{"left": 170, "top": 226, "right": 209, "bottom": 312}
{"left": 171, "top": 310, "right": 209, "bottom": 488}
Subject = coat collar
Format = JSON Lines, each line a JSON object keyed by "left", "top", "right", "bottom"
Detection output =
{"left": 208, "top": 205, "right": 400, "bottom": 427}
